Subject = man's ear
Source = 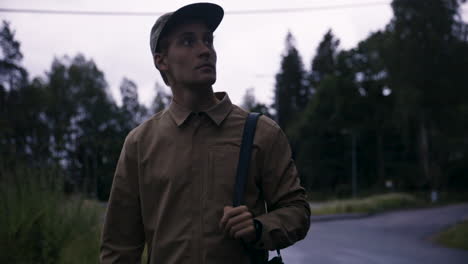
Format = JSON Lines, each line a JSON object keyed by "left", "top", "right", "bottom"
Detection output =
{"left": 154, "top": 53, "right": 168, "bottom": 71}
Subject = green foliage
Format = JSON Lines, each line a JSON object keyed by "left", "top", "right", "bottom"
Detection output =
{"left": 120, "top": 77, "right": 148, "bottom": 126}
{"left": 274, "top": 32, "right": 308, "bottom": 130}
{"left": 1, "top": 0, "right": 468, "bottom": 210}
{"left": 310, "top": 193, "right": 424, "bottom": 215}
{"left": 0, "top": 19, "right": 155, "bottom": 200}
{"left": 0, "top": 20, "right": 28, "bottom": 90}
{"left": 282, "top": 0, "right": 468, "bottom": 195}
{"left": 434, "top": 220, "right": 468, "bottom": 250}
{"left": 290, "top": 49, "right": 363, "bottom": 192}
{"left": 0, "top": 21, "right": 35, "bottom": 166}
{"left": 150, "top": 81, "right": 171, "bottom": 115}
{"left": 241, "top": 87, "right": 256, "bottom": 111}
{"left": 308, "top": 29, "right": 340, "bottom": 88}
{"left": 0, "top": 166, "right": 101, "bottom": 263}
{"left": 387, "top": 0, "right": 468, "bottom": 188}
{"left": 44, "top": 55, "right": 128, "bottom": 199}
{"left": 240, "top": 87, "right": 275, "bottom": 118}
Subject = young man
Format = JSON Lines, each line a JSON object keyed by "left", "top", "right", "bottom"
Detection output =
{"left": 100, "top": 3, "right": 310, "bottom": 264}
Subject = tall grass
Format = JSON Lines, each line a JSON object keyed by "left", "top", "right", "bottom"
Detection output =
{"left": 0, "top": 165, "right": 101, "bottom": 263}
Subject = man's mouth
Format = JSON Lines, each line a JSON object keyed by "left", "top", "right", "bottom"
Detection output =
{"left": 196, "top": 63, "right": 215, "bottom": 70}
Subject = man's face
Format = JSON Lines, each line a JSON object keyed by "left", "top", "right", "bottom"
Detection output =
{"left": 155, "top": 21, "right": 217, "bottom": 87}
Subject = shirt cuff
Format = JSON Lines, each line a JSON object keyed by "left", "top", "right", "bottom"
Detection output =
{"left": 251, "top": 219, "right": 263, "bottom": 244}
{"left": 249, "top": 216, "right": 272, "bottom": 249}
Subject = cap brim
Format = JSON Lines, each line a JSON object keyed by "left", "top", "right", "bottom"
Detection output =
{"left": 162, "top": 3, "right": 224, "bottom": 38}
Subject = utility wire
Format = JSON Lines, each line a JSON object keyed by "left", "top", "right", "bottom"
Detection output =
{"left": 0, "top": 1, "right": 391, "bottom": 17}
{"left": 229, "top": 2, "right": 390, "bottom": 15}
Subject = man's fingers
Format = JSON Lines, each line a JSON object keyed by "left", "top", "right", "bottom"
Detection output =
{"left": 225, "top": 206, "right": 248, "bottom": 218}
{"left": 229, "top": 219, "right": 253, "bottom": 237}
{"left": 218, "top": 205, "right": 256, "bottom": 241}
{"left": 219, "top": 206, "right": 233, "bottom": 229}
{"left": 224, "top": 211, "right": 252, "bottom": 233}
{"left": 234, "top": 225, "right": 255, "bottom": 240}
{"left": 219, "top": 205, "right": 248, "bottom": 230}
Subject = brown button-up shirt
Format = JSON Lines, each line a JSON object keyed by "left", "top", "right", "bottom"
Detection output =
{"left": 100, "top": 92, "right": 310, "bottom": 264}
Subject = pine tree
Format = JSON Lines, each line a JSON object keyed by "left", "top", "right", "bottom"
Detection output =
{"left": 309, "top": 29, "right": 340, "bottom": 89}
{"left": 0, "top": 21, "right": 43, "bottom": 167}
{"left": 388, "top": 0, "right": 468, "bottom": 190}
{"left": 274, "top": 32, "right": 307, "bottom": 131}
{"left": 0, "top": 21, "right": 27, "bottom": 92}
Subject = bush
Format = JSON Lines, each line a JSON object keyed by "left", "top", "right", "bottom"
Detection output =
{"left": 310, "top": 193, "right": 424, "bottom": 215}
{"left": 0, "top": 166, "right": 101, "bottom": 263}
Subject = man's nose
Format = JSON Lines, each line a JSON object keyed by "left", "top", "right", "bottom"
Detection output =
{"left": 198, "top": 42, "right": 212, "bottom": 58}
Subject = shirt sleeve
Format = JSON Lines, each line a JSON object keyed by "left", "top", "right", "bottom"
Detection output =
{"left": 100, "top": 132, "right": 145, "bottom": 263}
{"left": 252, "top": 126, "right": 311, "bottom": 250}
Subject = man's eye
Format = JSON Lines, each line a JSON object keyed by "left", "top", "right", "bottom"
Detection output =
{"left": 204, "top": 37, "right": 214, "bottom": 46}
{"left": 204, "top": 39, "right": 212, "bottom": 46}
{"left": 182, "top": 37, "right": 194, "bottom": 46}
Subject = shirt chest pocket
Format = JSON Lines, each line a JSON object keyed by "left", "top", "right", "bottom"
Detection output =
{"left": 208, "top": 146, "right": 239, "bottom": 205}
{"left": 208, "top": 145, "right": 261, "bottom": 206}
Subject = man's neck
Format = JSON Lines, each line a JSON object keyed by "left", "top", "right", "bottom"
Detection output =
{"left": 171, "top": 84, "right": 219, "bottom": 112}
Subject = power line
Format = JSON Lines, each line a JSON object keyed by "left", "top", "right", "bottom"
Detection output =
{"left": 0, "top": 2, "right": 391, "bottom": 17}
{"left": 229, "top": 2, "right": 390, "bottom": 15}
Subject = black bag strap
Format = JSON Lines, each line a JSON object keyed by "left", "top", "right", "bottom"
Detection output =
{"left": 234, "top": 112, "right": 283, "bottom": 264}
{"left": 233, "top": 112, "right": 261, "bottom": 207}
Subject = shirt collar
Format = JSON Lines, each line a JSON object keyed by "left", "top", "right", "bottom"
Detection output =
{"left": 205, "top": 92, "right": 233, "bottom": 126}
{"left": 168, "top": 98, "right": 192, "bottom": 127}
{"left": 168, "top": 92, "right": 233, "bottom": 127}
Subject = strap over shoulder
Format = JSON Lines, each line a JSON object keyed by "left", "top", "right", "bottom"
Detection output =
{"left": 233, "top": 112, "right": 261, "bottom": 207}
{"left": 233, "top": 112, "right": 284, "bottom": 264}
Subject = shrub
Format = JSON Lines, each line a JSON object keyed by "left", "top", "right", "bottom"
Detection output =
{"left": 310, "top": 193, "right": 424, "bottom": 215}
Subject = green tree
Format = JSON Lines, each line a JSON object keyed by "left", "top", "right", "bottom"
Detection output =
{"left": 0, "top": 21, "right": 27, "bottom": 92}
{"left": 387, "top": 0, "right": 468, "bottom": 190}
{"left": 289, "top": 48, "right": 350, "bottom": 193}
{"left": 150, "top": 81, "right": 171, "bottom": 115}
{"left": 119, "top": 77, "right": 148, "bottom": 127}
{"left": 240, "top": 87, "right": 274, "bottom": 117}
{"left": 293, "top": 0, "right": 468, "bottom": 195}
{"left": 0, "top": 21, "right": 50, "bottom": 168}
{"left": 241, "top": 87, "right": 256, "bottom": 111}
{"left": 309, "top": 29, "right": 340, "bottom": 89}
{"left": 43, "top": 54, "right": 125, "bottom": 198}
{"left": 352, "top": 30, "right": 397, "bottom": 187}
{"left": 120, "top": 78, "right": 139, "bottom": 119}
{"left": 274, "top": 32, "right": 308, "bottom": 131}
{"left": 288, "top": 31, "right": 352, "bottom": 193}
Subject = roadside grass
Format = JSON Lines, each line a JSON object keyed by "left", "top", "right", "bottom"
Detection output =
{"left": 434, "top": 220, "right": 468, "bottom": 251}
{"left": 310, "top": 193, "right": 425, "bottom": 216}
{"left": 2, "top": 167, "right": 438, "bottom": 263}
{"left": 0, "top": 166, "right": 101, "bottom": 263}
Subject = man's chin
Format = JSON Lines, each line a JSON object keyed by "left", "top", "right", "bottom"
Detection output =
{"left": 193, "top": 76, "right": 217, "bottom": 86}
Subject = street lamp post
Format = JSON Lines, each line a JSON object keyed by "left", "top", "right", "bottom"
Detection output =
{"left": 342, "top": 128, "right": 358, "bottom": 198}
{"left": 351, "top": 131, "right": 357, "bottom": 198}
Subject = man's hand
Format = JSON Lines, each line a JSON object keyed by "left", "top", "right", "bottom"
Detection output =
{"left": 219, "top": 206, "right": 256, "bottom": 242}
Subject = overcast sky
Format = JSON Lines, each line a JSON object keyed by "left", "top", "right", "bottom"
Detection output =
{"left": 2, "top": 0, "right": 467, "bottom": 107}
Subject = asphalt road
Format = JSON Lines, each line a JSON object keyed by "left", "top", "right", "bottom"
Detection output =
{"left": 279, "top": 203, "right": 468, "bottom": 264}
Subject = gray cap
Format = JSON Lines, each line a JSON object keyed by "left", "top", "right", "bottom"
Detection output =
{"left": 150, "top": 3, "right": 224, "bottom": 55}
